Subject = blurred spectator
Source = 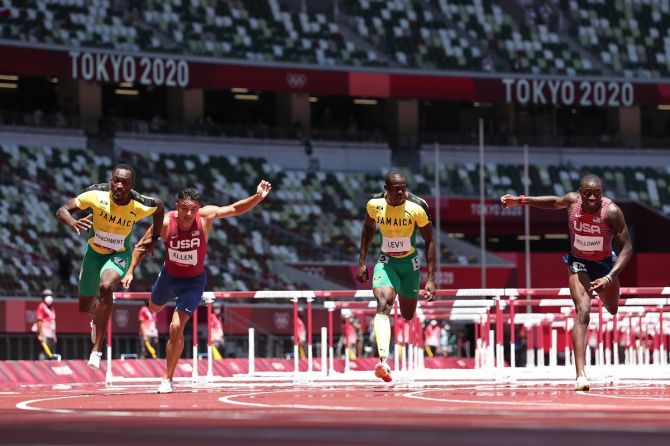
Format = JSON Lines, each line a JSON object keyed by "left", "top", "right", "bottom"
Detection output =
{"left": 352, "top": 316, "right": 363, "bottom": 359}
{"left": 481, "top": 53, "right": 494, "bottom": 72}
{"left": 138, "top": 301, "right": 159, "bottom": 359}
{"left": 210, "top": 304, "right": 225, "bottom": 359}
{"left": 440, "top": 322, "right": 454, "bottom": 356}
{"left": 297, "top": 308, "right": 307, "bottom": 359}
{"left": 456, "top": 330, "right": 471, "bottom": 358}
{"left": 424, "top": 320, "right": 442, "bottom": 357}
{"left": 36, "top": 289, "right": 57, "bottom": 360}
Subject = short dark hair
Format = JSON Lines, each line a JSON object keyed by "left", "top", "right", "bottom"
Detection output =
{"left": 385, "top": 168, "right": 406, "bottom": 185}
{"left": 113, "top": 163, "right": 135, "bottom": 182}
{"left": 177, "top": 187, "right": 201, "bottom": 203}
{"left": 580, "top": 173, "right": 602, "bottom": 188}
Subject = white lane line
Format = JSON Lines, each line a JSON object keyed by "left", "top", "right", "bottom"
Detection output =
{"left": 218, "top": 391, "right": 368, "bottom": 411}
{"left": 580, "top": 392, "right": 670, "bottom": 401}
{"left": 17, "top": 396, "right": 137, "bottom": 416}
{"left": 402, "top": 388, "right": 670, "bottom": 412}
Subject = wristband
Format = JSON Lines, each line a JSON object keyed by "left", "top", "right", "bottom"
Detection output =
{"left": 520, "top": 195, "right": 527, "bottom": 205}
{"left": 604, "top": 274, "right": 613, "bottom": 284}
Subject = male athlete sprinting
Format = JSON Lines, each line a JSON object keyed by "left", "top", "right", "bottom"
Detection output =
{"left": 56, "top": 164, "right": 164, "bottom": 369}
{"left": 122, "top": 181, "right": 271, "bottom": 393}
{"left": 356, "top": 169, "right": 436, "bottom": 382}
{"left": 501, "top": 173, "right": 632, "bottom": 391}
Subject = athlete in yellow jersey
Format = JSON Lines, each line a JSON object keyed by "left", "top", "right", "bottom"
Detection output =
{"left": 56, "top": 164, "right": 164, "bottom": 369}
{"left": 356, "top": 169, "right": 436, "bottom": 382}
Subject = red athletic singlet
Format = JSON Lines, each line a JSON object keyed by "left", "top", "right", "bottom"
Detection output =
{"left": 568, "top": 195, "right": 613, "bottom": 261}
{"left": 163, "top": 211, "right": 208, "bottom": 278}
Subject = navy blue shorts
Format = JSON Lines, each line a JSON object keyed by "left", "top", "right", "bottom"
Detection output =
{"left": 563, "top": 253, "right": 616, "bottom": 281}
{"left": 150, "top": 267, "right": 206, "bottom": 316}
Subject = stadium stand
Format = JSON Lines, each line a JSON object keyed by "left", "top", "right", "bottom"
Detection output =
{"left": 6, "top": 140, "right": 670, "bottom": 296}
{"left": 0, "top": 143, "right": 478, "bottom": 296}
{"left": 563, "top": 0, "right": 670, "bottom": 77}
{"left": 1, "top": 0, "right": 663, "bottom": 76}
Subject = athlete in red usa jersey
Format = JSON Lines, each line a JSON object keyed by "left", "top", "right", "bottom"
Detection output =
{"left": 122, "top": 181, "right": 271, "bottom": 393}
{"left": 501, "top": 174, "right": 632, "bottom": 391}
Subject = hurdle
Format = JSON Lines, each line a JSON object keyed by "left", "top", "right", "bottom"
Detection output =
{"left": 103, "top": 287, "right": 670, "bottom": 386}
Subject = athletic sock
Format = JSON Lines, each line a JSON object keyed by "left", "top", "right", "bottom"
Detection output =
{"left": 374, "top": 313, "right": 391, "bottom": 360}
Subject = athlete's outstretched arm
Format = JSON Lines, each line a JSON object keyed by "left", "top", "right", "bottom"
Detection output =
{"left": 134, "top": 197, "right": 165, "bottom": 255}
{"left": 200, "top": 180, "right": 272, "bottom": 223}
{"left": 56, "top": 198, "right": 93, "bottom": 235}
{"left": 419, "top": 223, "right": 436, "bottom": 302}
{"left": 122, "top": 218, "right": 169, "bottom": 289}
{"left": 589, "top": 204, "right": 633, "bottom": 292}
{"left": 501, "top": 192, "right": 578, "bottom": 210}
{"left": 356, "top": 214, "right": 376, "bottom": 283}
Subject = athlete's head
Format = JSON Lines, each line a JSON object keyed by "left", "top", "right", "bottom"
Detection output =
{"left": 176, "top": 187, "right": 202, "bottom": 224}
{"left": 110, "top": 164, "right": 135, "bottom": 204}
{"left": 578, "top": 173, "right": 603, "bottom": 212}
{"left": 384, "top": 168, "right": 407, "bottom": 206}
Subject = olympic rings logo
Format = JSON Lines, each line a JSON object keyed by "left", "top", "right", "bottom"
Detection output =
{"left": 286, "top": 73, "right": 307, "bottom": 89}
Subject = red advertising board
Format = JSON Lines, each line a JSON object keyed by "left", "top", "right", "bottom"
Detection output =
{"left": 0, "top": 300, "right": 167, "bottom": 334}
{"left": 2, "top": 43, "right": 670, "bottom": 105}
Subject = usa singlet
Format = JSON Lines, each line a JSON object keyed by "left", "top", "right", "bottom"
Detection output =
{"left": 366, "top": 192, "right": 431, "bottom": 258}
{"left": 163, "top": 211, "right": 208, "bottom": 278}
{"left": 75, "top": 184, "right": 157, "bottom": 254}
{"left": 568, "top": 195, "right": 613, "bottom": 261}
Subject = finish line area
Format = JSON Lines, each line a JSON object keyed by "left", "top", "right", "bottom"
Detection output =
{"left": 4, "top": 287, "right": 670, "bottom": 445}
{"left": 4, "top": 378, "right": 670, "bottom": 446}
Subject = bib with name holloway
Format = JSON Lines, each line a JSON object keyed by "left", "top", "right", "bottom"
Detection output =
{"left": 568, "top": 195, "right": 613, "bottom": 261}
{"left": 163, "top": 211, "right": 208, "bottom": 278}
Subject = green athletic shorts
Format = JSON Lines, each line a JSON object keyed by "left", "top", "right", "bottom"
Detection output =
{"left": 78, "top": 245, "right": 131, "bottom": 297}
{"left": 372, "top": 252, "right": 421, "bottom": 299}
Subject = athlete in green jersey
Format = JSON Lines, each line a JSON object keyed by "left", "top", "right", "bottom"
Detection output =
{"left": 56, "top": 164, "right": 164, "bottom": 369}
{"left": 356, "top": 169, "right": 436, "bottom": 382}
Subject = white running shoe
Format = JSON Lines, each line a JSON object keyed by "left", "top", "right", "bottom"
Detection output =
{"left": 575, "top": 375, "right": 590, "bottom": 391}
{"left": 87, "top": 351, "right": 102, "bottom": 370}
{"left": 157, "top": 378, "right": 174, "bottom": 394}
{"left": 89, "top": 320, "right": 96, "bottom": 344}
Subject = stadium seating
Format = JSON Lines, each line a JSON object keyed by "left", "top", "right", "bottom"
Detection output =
{"left": 430, "top": 0, "right": 597, "bottom": 75}
{"left": 6, "top": 141, "right": 670, "bottom": 296}
{"left": 5, "top": 0, "right": 668, "bottom": 76}
{"left": 1, "top": 0, "right": 381, "bottom": 67}
{"left": 0, "top": 144, "right": 475, "bottom": 296}
{"left": 424, "top": 161, "right": 670, "bottom": 216}
{"left": 562, "top": 0, "right": 670, "bottom": 77}
{"left": 347, "top": 0, "right": 484, "bottom": 70}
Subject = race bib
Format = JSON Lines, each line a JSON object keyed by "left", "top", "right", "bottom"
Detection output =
{"left": 381, "top": 236, "right": 411, "bottom": 254}
{"left": 411, "top": 256, "right": 420, "bottom": 271}
{"left": 574, "top": 234, "right": 603, "bottom": 252}
{"left": 168, "top": 249, "right": 198, "bottom": 266}
{"left": 93, "top": 230, "right": 125, "bottom": 251}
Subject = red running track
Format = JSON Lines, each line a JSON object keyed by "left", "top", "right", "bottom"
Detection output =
{"left": 2, "top": 381, "right": 670, "bottom": 446}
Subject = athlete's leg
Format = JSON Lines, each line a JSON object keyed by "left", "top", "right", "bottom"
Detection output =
{"left": 78, "top": 295, "right": 96, "bottom": 315}
{"left": 149, "top": 268, "right": 174, "bottom": 314}
{"left": 162, "top": 271, "right": 205, "bottom": 382}
{"left": 77, "top": 248, "right": 105, "bottom": 315}
{"left": 165, "top": 310, "right": 191, "bottom": 380}
{"left": 373, "top": 285, "right": 396, "bottom": 360}
{"left": 398, "top": 296, "right": 418, "bottom": 321}
{"left": 92, "top": 268, "right": 122, "bottom": 352}
{"left": 598, "top": 277, "right": 621, "bottom": 316}
{"left": 569, "top": 271, "right": 593, "bottom": 379}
